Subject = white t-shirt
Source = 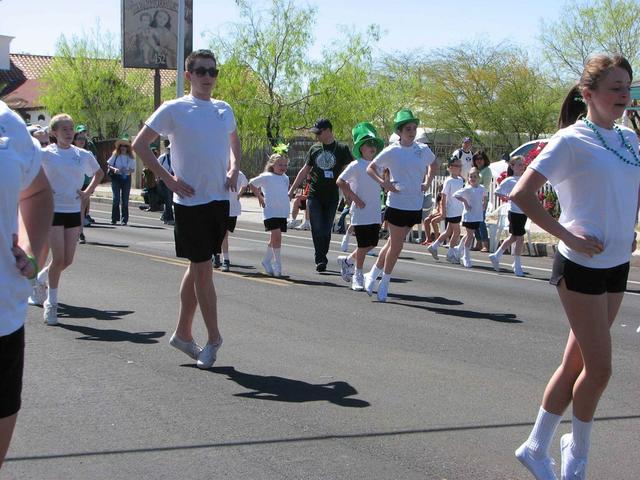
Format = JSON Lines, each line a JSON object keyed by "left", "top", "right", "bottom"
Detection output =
{"left": 107, "top": 154, "right": 136, "bottom": 178}
{"left": 145, "top": 94, "right": 237, "bottom": 206}
{"left": 0, "top": 101, "right": 42, "bottom": 336}
{"left": 229, "top": 171, "right": 248, "bottom": 217}
{"left": 249, "top": 172, "right": 290, "bottom": 220}
{"left": 530, "top": 120, "right": 640, "bottom": 268}
{"left": 337, "top": 159, "right": 382, "bottom": 226}
{"left": 453, "top": 185, "right": 486, "bottom": 222}
{"left": 371, "top": 142, "right": 436, "bottom": 210}
{"left": 442, "top": 176, "right": 464, "bottom": 218}
{"left": 494, "top": 176, "right": 524, "bottom": 214}
{"left": 42, "top": 144, "right": 100, "bottom": 213}
{"left": 454, "top": 148, "right": 474, "bottom": 179}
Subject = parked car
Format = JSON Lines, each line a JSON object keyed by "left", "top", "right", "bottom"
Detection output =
{"left": 489, "top": 139, "right": 549, "bottom": 178}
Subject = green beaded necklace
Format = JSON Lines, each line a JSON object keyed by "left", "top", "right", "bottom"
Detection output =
{"left": 582, "top": 118, "right": 640, "bottom": 167}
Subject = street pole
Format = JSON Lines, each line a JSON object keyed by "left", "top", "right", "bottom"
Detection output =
{"left": 176, "top": 0, "right": 185, "bottom": 98}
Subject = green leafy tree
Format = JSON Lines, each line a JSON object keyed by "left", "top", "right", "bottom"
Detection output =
{"left": 539, "top": 0, "right": 640, "bottom": 79}
{"left": 40, "top": 25, "right": 151, "bottom": 139}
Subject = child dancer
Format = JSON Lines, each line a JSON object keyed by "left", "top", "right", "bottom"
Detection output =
{"left": 427, "top": 157, "right": 464, "bottom": 263}
{"left": 489, "top": 155, "right": 528, "bottom": 276}
{"left": 39, "top": 114, "right": 103, "bottom": 325}
{"left": 220, "top": 170, "right": 248, "bottom": 272}
{"left": 249, "top": 153, "right": 290, "bottom": 277}
{"left": 420, "top": 189, "right": 443, "bottom": 245}
{"left": 511, "top": 54, "right": 637, "bottom": 480}
{"left": 364, "top": 109, "right": 438, "bottom": 301}
{"left": 336, "top": 122, "right": 384, "bottom": 290}
{"left": 453, "top": 167, "right": 486, "bottom": 268}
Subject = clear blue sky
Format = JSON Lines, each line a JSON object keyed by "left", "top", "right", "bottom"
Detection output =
{"left": 2, "top": 0, "right": 563, "bottom": 58}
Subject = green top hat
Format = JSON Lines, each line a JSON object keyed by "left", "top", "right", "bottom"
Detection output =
{"left": 393, "top": 108, "right": 420, "bottom": 131}
{"left": 351, "top": 122, "right": 384, "bottom": 159}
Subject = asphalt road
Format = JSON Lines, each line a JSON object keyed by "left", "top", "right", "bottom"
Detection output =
{"left": 3, "top": 205, "right": 639, "bottom": 479}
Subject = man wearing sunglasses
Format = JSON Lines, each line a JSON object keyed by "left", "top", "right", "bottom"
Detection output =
{"left": 133, "top": 49, "right": 241, "bottom": 370}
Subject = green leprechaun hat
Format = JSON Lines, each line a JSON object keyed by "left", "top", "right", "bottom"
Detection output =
{"left": 393, "top": 108, "right": 420, "bottom": 131}
{"left": 351, "top": 122, "right": 384, "bottom": 159}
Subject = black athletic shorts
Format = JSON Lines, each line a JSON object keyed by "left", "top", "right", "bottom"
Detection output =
{"left": 0, "top": 327, "right": 25, "bottom": 418}
{"left": 445, "top": 216, "right": 462, "bottom": 225}
{"left": 550, "top": 252, "right": 630, "bottom": 295}
{"left": 354, "top": 224, "right": 381, "bottom": 248}
{"left": 508, "top": 211, "right": 527, "bottom": 236}
{"left": 227, "top": 216, "right": 238, "bottom": 233}
{"left": 52, "top": 212, "right": 82, "bottom": 229}
{"left": 462, "top": 221, "right": 480, "bottom": 230}
{"left": 264, "top": 218, "right": 287, "bottom": 232}
{"left": 174, "top": 200, "right": 229, "bottom": 263}
{"left": 384, "top": 206, "right": 422, "bottom": 228}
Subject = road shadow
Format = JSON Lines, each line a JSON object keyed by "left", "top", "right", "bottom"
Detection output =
{"left": 386, "top": 293, "right": 463, "bottom": 305}
{"left": 85, "top": 223, "right": 116, "bottom": 229}
{"left": 58, "top": 323, "right": 164, "bottom": 344}
{"left": 192, "top": 366, "right": 370, "bottom": 407}
{"left": 127, "top": 224, "right": 165, "bottom": 230}
{"left": 221, "top": 263, "right": 255, "bottom": 271}
{"left": 383, "top": 301, "right": 520, "bottom": 323}
{"left": 280, "top": 277, "right": 344, "bottom": 288}
{"left": 85, "top": 241, "right": 129, "bottom": 248}
{"left": 57, "top": 303, "right": 135, "bottom": 321}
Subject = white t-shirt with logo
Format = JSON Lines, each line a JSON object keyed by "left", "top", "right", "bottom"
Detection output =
{"left": 454, "top": 148, "right": 474, "bottom": 179}
{"left": 0, "top": 101, "right": 42, "bottom": 336}
{"left": 371, "top": 142, "right": 436, "bottom": 211}
{"left": 249, "top": 172, "right": 290, "bottom": 220}
{"left": 42, "top": 144, "right": 100, "bottom": 213}
{"left": 145, "top": 95, "right": 237, "bottom": 206}
{"left": 530, "top": 120, "right": 640, "bottom": 268}
{"left": 229, "top": 171, "right": 248, "bottom": 217}
{"left": 442, "top": 176, "right": 464, "bottom": 218}
{"left": 494, "top": 176, "right": 524, "bottom": 214}
{"left": 337, "top": 159, "right": 382, "bottom": 225}
{"left": 453, "top": 185, "right": 486, "bottom": 222}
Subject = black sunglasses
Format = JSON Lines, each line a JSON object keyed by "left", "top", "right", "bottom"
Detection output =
{"left": 191, "top": 67, "right": 219, "bottom": 78}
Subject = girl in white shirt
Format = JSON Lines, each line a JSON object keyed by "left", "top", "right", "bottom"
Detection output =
{"left": 427, "top": 157, "right": 464, "bottom": 263}
{"left": 489, "top": 155, "right": 528, "bottom": 277}
{"left": 510, "top": 54, "right": 638, "bottom": 480}
{"left": 39, "top": 114, "right": 103, "bottom": 326}
{"left": 219, "top": 171, "right": 248, "bottom": 272}
{"left": 453, "top": 168, "right": 486, "bottom": 268}
{"left": 249, "top": 154, "right": 290, "bottom": 277}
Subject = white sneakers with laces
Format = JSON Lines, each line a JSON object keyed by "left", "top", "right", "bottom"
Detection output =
{"left": 427, "top": 244, "right": 439, "bottom": 260}
{"left": 489, "top": 253, "right": 501, "bottom": 272}
{"left": 169, "top": 333, "right": 203, "bottom": 360}
{"left": 197, "top": 337, "right": 223, "bottom": 369}
{"left": 29, "top": 281, "right": 48, "bottom": 306}
{"left": 43, "top": 302, "right": 58, "bottom": 326}
{"left": 351, "top": 271, "right": 364, "bottom": 291}
{"left": 337, "top": 256, "right": 353, "bottom": 282}
{"left": 515, "top": 443, "right": 558, "bottom": 480}
{"left": 560, "top": 434, "right": 587, "bottom": 480}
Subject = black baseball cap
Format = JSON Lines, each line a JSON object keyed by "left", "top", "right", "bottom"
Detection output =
{"left": 310, "top": 118, "right": 332, "bottom": 134}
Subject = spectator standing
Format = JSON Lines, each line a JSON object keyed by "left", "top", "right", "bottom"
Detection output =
{"left": 288, "top": 118, "right": 353, "bottom": 272}
{"left": 472, "top": 150, "right": 492, "bottom": 252}
{"left": 107, "top": 136, "right": 136, "bottom": 225}
{"left": 452, "top": 137, "right": 474, "bottom": 180}
{"left": 157, "top": 139, "right": 174, "bottom": 225}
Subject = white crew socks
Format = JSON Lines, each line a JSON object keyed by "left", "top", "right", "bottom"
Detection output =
{"left": 431, "top": 239, "right": 441, "bottom": 249}
{"left": 525, "top": 406, "right": 562, "bottom": 459}
{"left": 272, "top": 248, "right": 281, "bottom": 266}
{"left": 570, "top": 415, "right": 592, "bottom": 458}
{"left": 37, "top": 265, "right": 49, "bottom": 285}
{"left": 514, "top": 255, "right": 522, "bottom": 268}
{"left": 379, "top": 272, "right": 391, "bottom": 286}
{"left": 222, "top": 252, "right": 229, "bottom": 262}
{"left": 368, "top": 264, "right": 383, "bottom": 280}
{"left": 262, "top": 248, "right": 273, "bottom": 264}
{"left": 47, "top": 288, "right": 58, "bottom": 305}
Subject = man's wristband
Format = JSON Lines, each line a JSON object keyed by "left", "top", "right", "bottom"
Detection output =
{"left": 26, "top": 254, "right": 39, "bottom": 280}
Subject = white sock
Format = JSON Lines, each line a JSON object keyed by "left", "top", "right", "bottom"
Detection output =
{"left": 495, "top": 244, "right": 506, "bottom": 257}
{"left": 262, "top": 248, "right": 273, "bottom": 264}
{"left": 431, "top": 239, "right": 441, "bottom": 248}
{"left": 570, "top": 415, "right": 592, "bottom": 458}
{"left": 514, "top": 255, "right": 522, "bottom": 268}
{"left": 272, "top": 248, "right": 281, "bottom": 265}
{"left": 525, "top": 406, "right": 562, "bottom": 459}
{"left": 368, "top": 264, "right": 383, "bottom": 279}
{"left": 380, "top": 272, "right": 391, "bottom": 286}
{"left": 37, "top": 265, "right": 49, "bottom": 284}
{"left": 222, "top": 252, "right": 229, "bottom": 261}
{"left": 47, "top": 288, "right": 58, "bottom": 305}
{"left": 463, "top": 245, "right": 470, "bottom": 259}
{"left": 355, "top": 267, "right": 363, "bottom": 275}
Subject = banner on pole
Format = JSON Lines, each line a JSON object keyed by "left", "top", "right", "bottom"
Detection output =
{"left": 121, "top": 0, "right": 193, "bottom": 69}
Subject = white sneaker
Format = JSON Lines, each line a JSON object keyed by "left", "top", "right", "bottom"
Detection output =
{"left": 340, "top": 234, "right": 350, "bottom": 252}
{"left": 513, "top": 262, "right": 525, "bottom": 277}
{"left": 287, "top": 218, "right": 300, "bottom": 228}
{"left": 43, "top": 302, "right": 58, "bottom": 326}
{"left": 169, "top": 333, "right": 203, "bottom": 360}
{"left": 515, "top": 443, "right": 558, "bottom": 480}
{"left": 273, "top": 263, "right": 282, "bottom": 277}
{"left": 377, "top": 280, "right": 389, "bottom": 302}
{"left": 197, "top": 337, "right": 223, "bottom": 369}
{"left": 489, "top": 253, "right": 501, "bottom": 272}
{"left": 560, "top": 433, "right": 587, "bottom": 480}
{"left": 337, "top": 256, "right": 353, "bottom": 282}
{"left": 446, "top": 248, "right": 459, "bottom": 264}
{"left": 296, "top": 220, "right": 310, "bottom": 230}
{"left": 351, "top": 271, "right": 364, "bottom": 291}
{"left": 364, "top": 272, "right": 377, "bottom": 296}
{"left": 29, "top": 281, "right": 47, "bottom": 306}
{"left": 461, "top": 254, "right": 472, "bottom": 268}
{"left": 261, "top": 259, "right": 274, "bottom": 276}
{"left": 427, "top": 244, "right": 439, "bottom": 260}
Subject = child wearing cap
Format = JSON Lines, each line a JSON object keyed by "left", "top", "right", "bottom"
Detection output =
{"left": 336, "top": 122, "right": 384, "bottom": 291}
{"left": 364, "top": 109, "right": 439, "bottom": 302}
